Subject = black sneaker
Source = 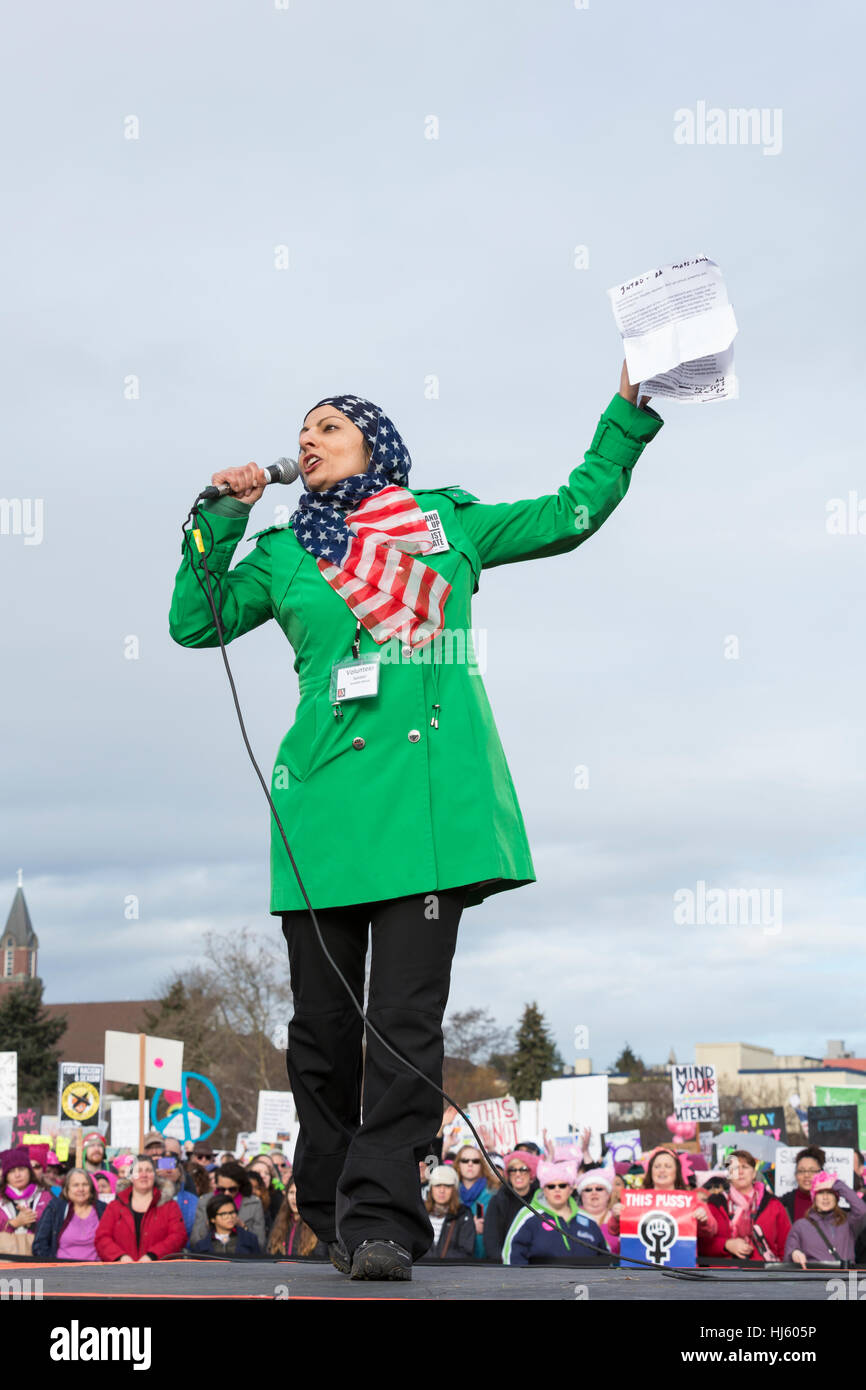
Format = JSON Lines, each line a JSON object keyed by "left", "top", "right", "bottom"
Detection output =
{"left": 328, "top": 1239, "right": 351, "bottom": 1274}
{"left": 349, "top": 1239, "right": 412, "bottom": 1281}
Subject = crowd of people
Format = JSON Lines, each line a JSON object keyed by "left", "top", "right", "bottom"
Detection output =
{"left": 1, "top": 1128, "right": 864, "bottom": 1268}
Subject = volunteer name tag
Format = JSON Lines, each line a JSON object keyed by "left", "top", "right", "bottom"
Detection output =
{"left": 330, "top": 654, "right": 380, "bottom": 702}
{"left": 423, "top": 509, "right": 450, "bottom": 554}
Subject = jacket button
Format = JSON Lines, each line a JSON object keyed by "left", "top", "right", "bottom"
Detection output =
{"left": 408, "top": 729, "right": 421, "bottom": 743}
{"left": 352, "top": 737, "right": 365, "bottom": 750}
{"left": 402, "top": 645, "right": 412, "bottom": 659}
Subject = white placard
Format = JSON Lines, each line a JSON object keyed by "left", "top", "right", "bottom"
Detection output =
{"left": 255, "top": 1090, "right": 296, "bottom": 1144}
{"left": 715, "top": 1132, "right": 778, "bottom": 1166}
{"left": 104, "top": 1032, "right": 183, "bottom": 1090}
{"left": 161, "top": 1111, "right": 201, "bottom": 1142}
{"left": 774, "top": 1144, "right": 854, "bottom": 1197}
{"left": 671, "top": 1064, "right": 720, "bottom": 1122}
{"left": 108, "top": 1100, "right": 141, "bottom": 1150}
{"left": 518, "top": 1100, "right": 542, "bottom": 1149}
{"left": 0, "top": 1052, "right": 17, "bottom": 1116}
{"left": 466, "top": 1096, "right": 519, "bottom": 1154}
{"left": 540, "top": 1076, "right": 609, "bottom": 1160}
{"left": 604, "top": 1128, "right": 643, "bottom": 1162}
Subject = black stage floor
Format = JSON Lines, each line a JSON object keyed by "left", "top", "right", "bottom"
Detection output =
{"left": 5, "top": 1257, "right": 852, "bottom": 1301}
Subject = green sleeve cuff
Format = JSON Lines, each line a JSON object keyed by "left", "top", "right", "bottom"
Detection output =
{"left": 603, "top": 392, "right": 664, "bottom": 443}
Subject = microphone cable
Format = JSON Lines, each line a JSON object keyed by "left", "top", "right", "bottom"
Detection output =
{"left": 176, "top": 497, "right": 794, "bottom": 1282}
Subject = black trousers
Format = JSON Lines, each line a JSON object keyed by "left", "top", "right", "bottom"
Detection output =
{"left": 281, "top": 888, "right": 465, "bottom": 1262}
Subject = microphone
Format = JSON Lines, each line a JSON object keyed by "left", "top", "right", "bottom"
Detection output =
{"left": 197, "top": 457, "right": 300, "bottom": 502}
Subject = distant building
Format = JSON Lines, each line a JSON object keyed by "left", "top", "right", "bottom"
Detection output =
{"left": 0, "top": 871, "right": 38, "bottom": 999}
{"left": 1, "top": 876, "right": 158, "bottom": 1089}
{"left": 695, "top": 1041, "right": 866, "bottom": 1110}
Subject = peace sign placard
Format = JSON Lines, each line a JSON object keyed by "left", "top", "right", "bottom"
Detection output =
{"left": 151, "top": 1071, "right": 222, "bottom": 1143}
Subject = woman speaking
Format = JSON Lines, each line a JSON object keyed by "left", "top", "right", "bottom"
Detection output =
{"left": 169, "top": 363, "right": 663, "bottom": 1280}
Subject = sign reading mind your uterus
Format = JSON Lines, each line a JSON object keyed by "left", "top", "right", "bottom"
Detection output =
{"left": 670, "top": 1064, "right": 720, "bottom": 1123}
{"left": 104, "top": 1032, "right": 184, "bottom": 1152}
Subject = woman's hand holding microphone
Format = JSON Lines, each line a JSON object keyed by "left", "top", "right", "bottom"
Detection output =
{"left": 210, "top": 463, "right": 269, "bottom": 506}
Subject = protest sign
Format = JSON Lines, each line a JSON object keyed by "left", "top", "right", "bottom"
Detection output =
{"left": 604, "top": 1129, "right": 642, "bottom": 1163}
{"left": 22, "top": 1131, "right": 69, "bottom": 1163}
{"left": 541, "top": 1076, "right": 609, "bottom": 1160}
{"left": 517, "top": 1100, "right": 542, "bottom": 1149}
{"left": 671, "top": 1064, "right": 720, "bottom": 1123}
{"left": 814, "top": 1087, "right": 866, "bottom": 1150}
{"left": 12, "top": 1106, "right": 41, "bottom": 1146}
{"left": 58, "top": 1063, "right": 104, "bottom": 1126}
{"left": 716, "top": 1132, "right": 777, "bottom": 1167}
{"left": 0, "top": 1052, "right": 17, "bottom": 1116}
{"left": 104, "top": 1032, "right": 183, "bottom": 1090}
{"left": 807, "top": 1105, "right": 859, "bottom": 1150}
{"left": 775, "top": 1144, "right": 854, "bottom": 1197}
{"left": 736, "top": 1108, "right": 785, "bottom": 1141}
{"left": 160, "top": 1111, "right": 201, "bottom": 1142}
{"left": 620, "top": 1190, "right": 700, "bottom": 1268}
{"left": 256, "top": 1091, "right": 296, "bottom": 1144}
{"left": 467, "top": 1096, "right": 519, "bottom": 1153}
{"left": 108, "top": 1100, "right": 141, "bottom": 1151}
{"left": 608, "top": 255, "right": 738, "bottom": 402}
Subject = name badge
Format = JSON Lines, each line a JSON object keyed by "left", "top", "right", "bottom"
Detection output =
{"left": 423, "top": 509, "right": 450, "bottom": 554}
{"left": 330, "top": 654, "right": 380, "bottom": 702}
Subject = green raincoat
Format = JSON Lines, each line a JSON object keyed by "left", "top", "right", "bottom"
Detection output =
{"left": 168, "top": 392, "right": 662, "bottom": 913}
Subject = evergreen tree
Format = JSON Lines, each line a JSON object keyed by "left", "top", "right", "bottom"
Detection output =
{"left": 506, "top": 1002, "right": 564, "bottom": 1101}
{"left": 611, "top": 1042, "right": 646, "bottom": 1080}
{"left": 0, "top": 980, "right": 67, "bottom": 1107}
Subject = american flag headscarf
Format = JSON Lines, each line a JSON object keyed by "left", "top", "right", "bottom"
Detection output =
{"left": 290, "top": 395, "right": 451, "bottom": 649}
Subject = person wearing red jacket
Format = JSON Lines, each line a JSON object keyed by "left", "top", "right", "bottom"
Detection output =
{"left": 95, "top": 1157, "right": 187, "bottom": 1263}
{"left": 698, "top": 1150, "right": 791, "bottom": 1261}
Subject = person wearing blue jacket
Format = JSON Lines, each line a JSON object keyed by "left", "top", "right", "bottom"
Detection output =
{"left": 502, "top": 1159, "right": 609, "bottom": 1266}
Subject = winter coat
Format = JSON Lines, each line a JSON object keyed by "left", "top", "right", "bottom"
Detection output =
{"left": 32, "top": 1195, "right": 108, "bottom": 1259}
{"left": 699, "top": 1186, "right": 791, "bottom": 1260}
{"left": 484, "top": 1180, "right": 541, "bottom": 1261}
{"left": 0, "top": 1185, "right": 52, "bottom": 1235}
{"left": 190, "top": 1227, "right": 262, "bottom": 1257}
{"left": 189, "top": 1193, "right": 266, "bottom": 1249}
{"left": 781, "top": 1187, "right": 813, "bottom": 1225}
{"left": 784, "top": 1182, "right": 866, "bottom": 1264}
{"left": 171, "top": 1186, "right": 199, "bottom": 1238}
{"left": 169, "top": 395, "right": 663, "bottom": 912}
{"left": 502, "top": 1191, "right": 609, "bottom": 1266}
{"left": 419, "top": 1203, "right": 476, "bottom": 1260}
{"left": 94, "top": 1188, "right": 188, "bottom": 1262}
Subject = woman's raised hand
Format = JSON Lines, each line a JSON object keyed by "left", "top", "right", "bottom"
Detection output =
{"left": 210, "top": 462, "right": 268, "bottom": 506}
{"left": 618, "top": 359, "right": 652, "bottom": 412}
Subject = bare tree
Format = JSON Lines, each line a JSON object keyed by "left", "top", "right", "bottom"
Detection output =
{"left": 143, "top": 925, "right": 293, "bottom": 1143}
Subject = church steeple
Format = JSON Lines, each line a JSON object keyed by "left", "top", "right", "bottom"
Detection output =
{"left": 1, "top": 873, "right": 39, "bottom": 993}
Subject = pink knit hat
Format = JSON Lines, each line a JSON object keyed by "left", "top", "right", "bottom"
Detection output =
{"left": 537, "top": 1159, "right": 578, "bottom": 1189}
{"left": 810, "top": 1170, "right": 838, "bottom": 1199}
{"left": 575, "top": 1163, "right": 615, "bottom": 1195}
{"left": 504, "top": 1150, "right": 540, "bottom": 1179}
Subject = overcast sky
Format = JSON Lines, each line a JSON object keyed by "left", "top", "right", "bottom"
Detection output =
{"left": 3, "top": 0, "right": 864, "bottom": 1076}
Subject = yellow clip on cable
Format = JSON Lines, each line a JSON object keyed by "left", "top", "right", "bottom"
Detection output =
{"left": 192, "top": 528, "right": 205, "bottom": 553}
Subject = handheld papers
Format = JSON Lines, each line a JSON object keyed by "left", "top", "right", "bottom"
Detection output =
{"left": 608, "top": 255, "right": 738, "bottom": 402}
